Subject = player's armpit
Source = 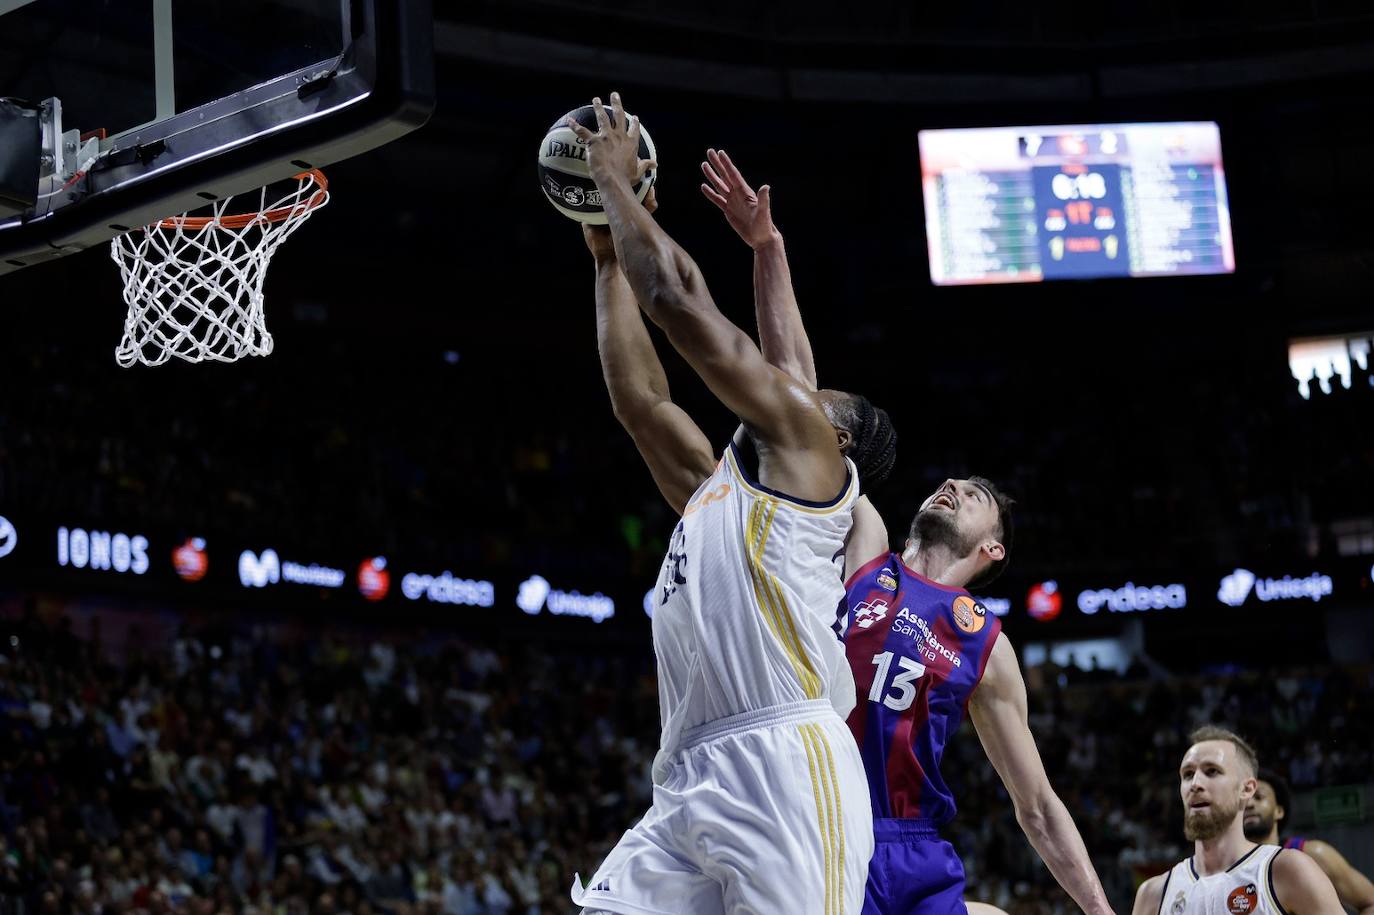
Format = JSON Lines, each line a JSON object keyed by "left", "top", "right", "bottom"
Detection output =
{"left": 1132, "top": 874, "right": 1167, "bottom": 915}
{"left": 843, "top": 496, "right": 891, "bottom": 582}
{"left": 1273, "top": 847, "right": 1346, "bottom": 915}
{"left": 1300, "top": 842, "right": 1374, "bottom": 915}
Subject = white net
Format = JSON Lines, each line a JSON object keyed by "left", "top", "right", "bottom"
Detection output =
{"left": 109, "top": 171, "right": 329, "bottom": 367}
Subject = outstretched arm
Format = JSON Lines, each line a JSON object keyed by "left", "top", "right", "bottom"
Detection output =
{"left": 700, "top": 148, "right": 816, "bottom": 391}
{"left": 586, "top": 219, "right": 715, "bottom": 515}
{"left": 968, "top": 635, "right": 1115, "bottom": 915}
{"left": 702, "top": 150, "right": 892, "bottom": 572}
{"left": 572, "top": 94, "right": 844, "bottom": 503}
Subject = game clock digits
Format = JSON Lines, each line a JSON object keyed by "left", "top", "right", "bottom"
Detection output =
{"left": 919, "top": 122, "right": 1235, "bottom": 285}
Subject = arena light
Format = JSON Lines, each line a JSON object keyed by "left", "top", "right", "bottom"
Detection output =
{"left": 1076, "top": 581, "right": 1186, "bottom": 614}
{"left": 172, "top": 538, "right": 209, "bottom": 582}
{"left": 0, "top": 515, "right": 15, "bottom": 560}
{"left": 56, "top": 526, "right": 150, "bottom": 575}
{"left": 357, "top": 557, "right": 391, "bottom": 602}
{"left": 1217, "top": 568, "right": 1333, "bottom": 607}
{"left": 1287, "top": 332, "right": 1373, "bottom": 399}
{"left": 975, "top": 596, "right": 1012, "bottom": 617}
{"left": 516, "top": 574, "right": 615, "bottom": 623}
{"left": 238, "top": 548, "right": 344, "bottom": 589}
{"left": 280, "top": 560, "right": 345, "bottom": 588}
{"left": 400, "top": 570, "right": 495, "bottom": 607}
{"left": 1027, "top": 581, "right": 1063, "bottom": 622}
{"left": 239, "top": 549, "right": 280, "bottom": 587}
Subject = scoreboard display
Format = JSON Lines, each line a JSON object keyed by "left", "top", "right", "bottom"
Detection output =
{"left": 919, "top": 122, "right": 1235, "bottom": 285}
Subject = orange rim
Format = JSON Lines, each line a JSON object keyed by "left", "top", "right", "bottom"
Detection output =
{"left": 157, "top": 169, "right": 329, "bottom": 230}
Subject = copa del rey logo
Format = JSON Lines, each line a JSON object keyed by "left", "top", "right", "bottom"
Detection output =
{"left": 854, "top": 598, "right": 890, "bottom": 629}
{"left": 1227, "top": 883, "right": 1258, "bottom": 915}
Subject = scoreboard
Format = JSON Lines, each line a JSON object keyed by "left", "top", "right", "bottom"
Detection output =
{"left": 919, "top": 122, "right": 1235, "bottom": 285}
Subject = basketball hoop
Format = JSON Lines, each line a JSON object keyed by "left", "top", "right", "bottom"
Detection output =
{"left": 110, "top": 170, "right": 329, "bottom": 367}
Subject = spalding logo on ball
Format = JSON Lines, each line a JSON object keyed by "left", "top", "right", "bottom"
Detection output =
{"left": 538, "top": 105, "right": 656, "bottom": 225}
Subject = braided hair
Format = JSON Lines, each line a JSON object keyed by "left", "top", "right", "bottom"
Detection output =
{"left": 830, "top": 392, "right": 898, "bottom": 491}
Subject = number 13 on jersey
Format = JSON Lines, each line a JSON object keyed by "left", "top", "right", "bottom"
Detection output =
{"left": 869, "top": 650, "right": 926, "bottom": 711}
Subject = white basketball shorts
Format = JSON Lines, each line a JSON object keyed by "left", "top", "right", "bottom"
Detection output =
{"left": 572, "top": 699, "right": 874, "bottom": 915}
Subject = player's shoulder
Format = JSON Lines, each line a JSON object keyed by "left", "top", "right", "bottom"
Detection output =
{"left": 1293, "top": 838, "right": 1336, "bottom": 860}
{"left": 977, "top": 630, "right": 1016, "bottom": 674}
{"left": 842, "top": 498, "right": 890, "bottom": 580}
{"left": 1271, "top": 844, "right": 1332, "bottom": 890}
{"left": 843, "top": 548, "right": 895, "bottom": 589}
{"left": 1133, "top": 870, "right": 1171, "bottom": 915}
{"left": 1281, "top": 839, "right": 1347, "bottom": 879}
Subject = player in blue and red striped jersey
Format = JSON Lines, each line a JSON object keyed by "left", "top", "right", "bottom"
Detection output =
{"left": 701, "top": 149, "right": 1115, "bottom": 915}
{"left": 1246, "top": 769, "right": 1374, "bottom": 915}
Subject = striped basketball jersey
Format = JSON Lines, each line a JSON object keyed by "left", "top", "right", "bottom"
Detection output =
{"left": 649, "top": 440, "right": 859, "bottom": 784}
{"left": 840, "top": 554, "right": 1002, "bottom": 822}
{"left": 1282, "top": 837, "right": 1306, "bottom": 851}
{"left": 1157, "top": 845, "right": 1288, "bottom": 915}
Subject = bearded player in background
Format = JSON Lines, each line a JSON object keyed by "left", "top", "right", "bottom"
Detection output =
{"left": 1246, "top": 768, "right": 1374, "bottom": 915}
{"left": 1133, "top": 727, "right": 1342, "bottom": 915}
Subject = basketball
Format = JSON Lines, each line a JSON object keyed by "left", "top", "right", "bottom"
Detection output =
{"left": 537, "top": 104, "right": 657, "bottom": 224}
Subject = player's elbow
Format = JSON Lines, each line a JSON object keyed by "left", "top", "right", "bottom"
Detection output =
{"left": 638, "top": 249, "right": 705, "bottom": 324}
{"left": 610, "top": 396, "right": 663, "bottom": 435}
{"left": 1013, "top": 791, "right": 1056, "bottom": 843}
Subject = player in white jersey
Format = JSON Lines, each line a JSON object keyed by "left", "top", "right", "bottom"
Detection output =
{"left": 1132, "top": 727, "right": 1343, "bottom": 915}
{"left": 566, "top": 93, "right": 896, "bottom": 915}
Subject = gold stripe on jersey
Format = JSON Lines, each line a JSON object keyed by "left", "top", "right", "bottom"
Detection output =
{"left": 800, "top": 724, "right": 836, "bottom": 915}
{"left": 745, "top": 501, "right": 805, "bottom": 695}
{"left": 746, "top": 498, "right": 821, "bottom": 699}
{"left": 814, "top": 724, "right": 847, "bottom": 912}
{"left": 725, "top": 446, "right": 857, "bottom": 516}
{"left": 764, "top": 498, "right": 825, "bottom": 699}
{"left": 762, "top": 555, "right": 821, "bottom": 699}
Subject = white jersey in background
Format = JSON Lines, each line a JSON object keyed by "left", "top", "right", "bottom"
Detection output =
{"left": 1158, "top": 845, "right": 1288, "bottom": 915}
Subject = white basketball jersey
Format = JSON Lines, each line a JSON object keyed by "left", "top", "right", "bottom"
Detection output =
{"left": 649, "top": 441, "right": 859, "bottom": 784}
{"left": 1158, "top": 845, "right": 1288, "bottom": 915}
